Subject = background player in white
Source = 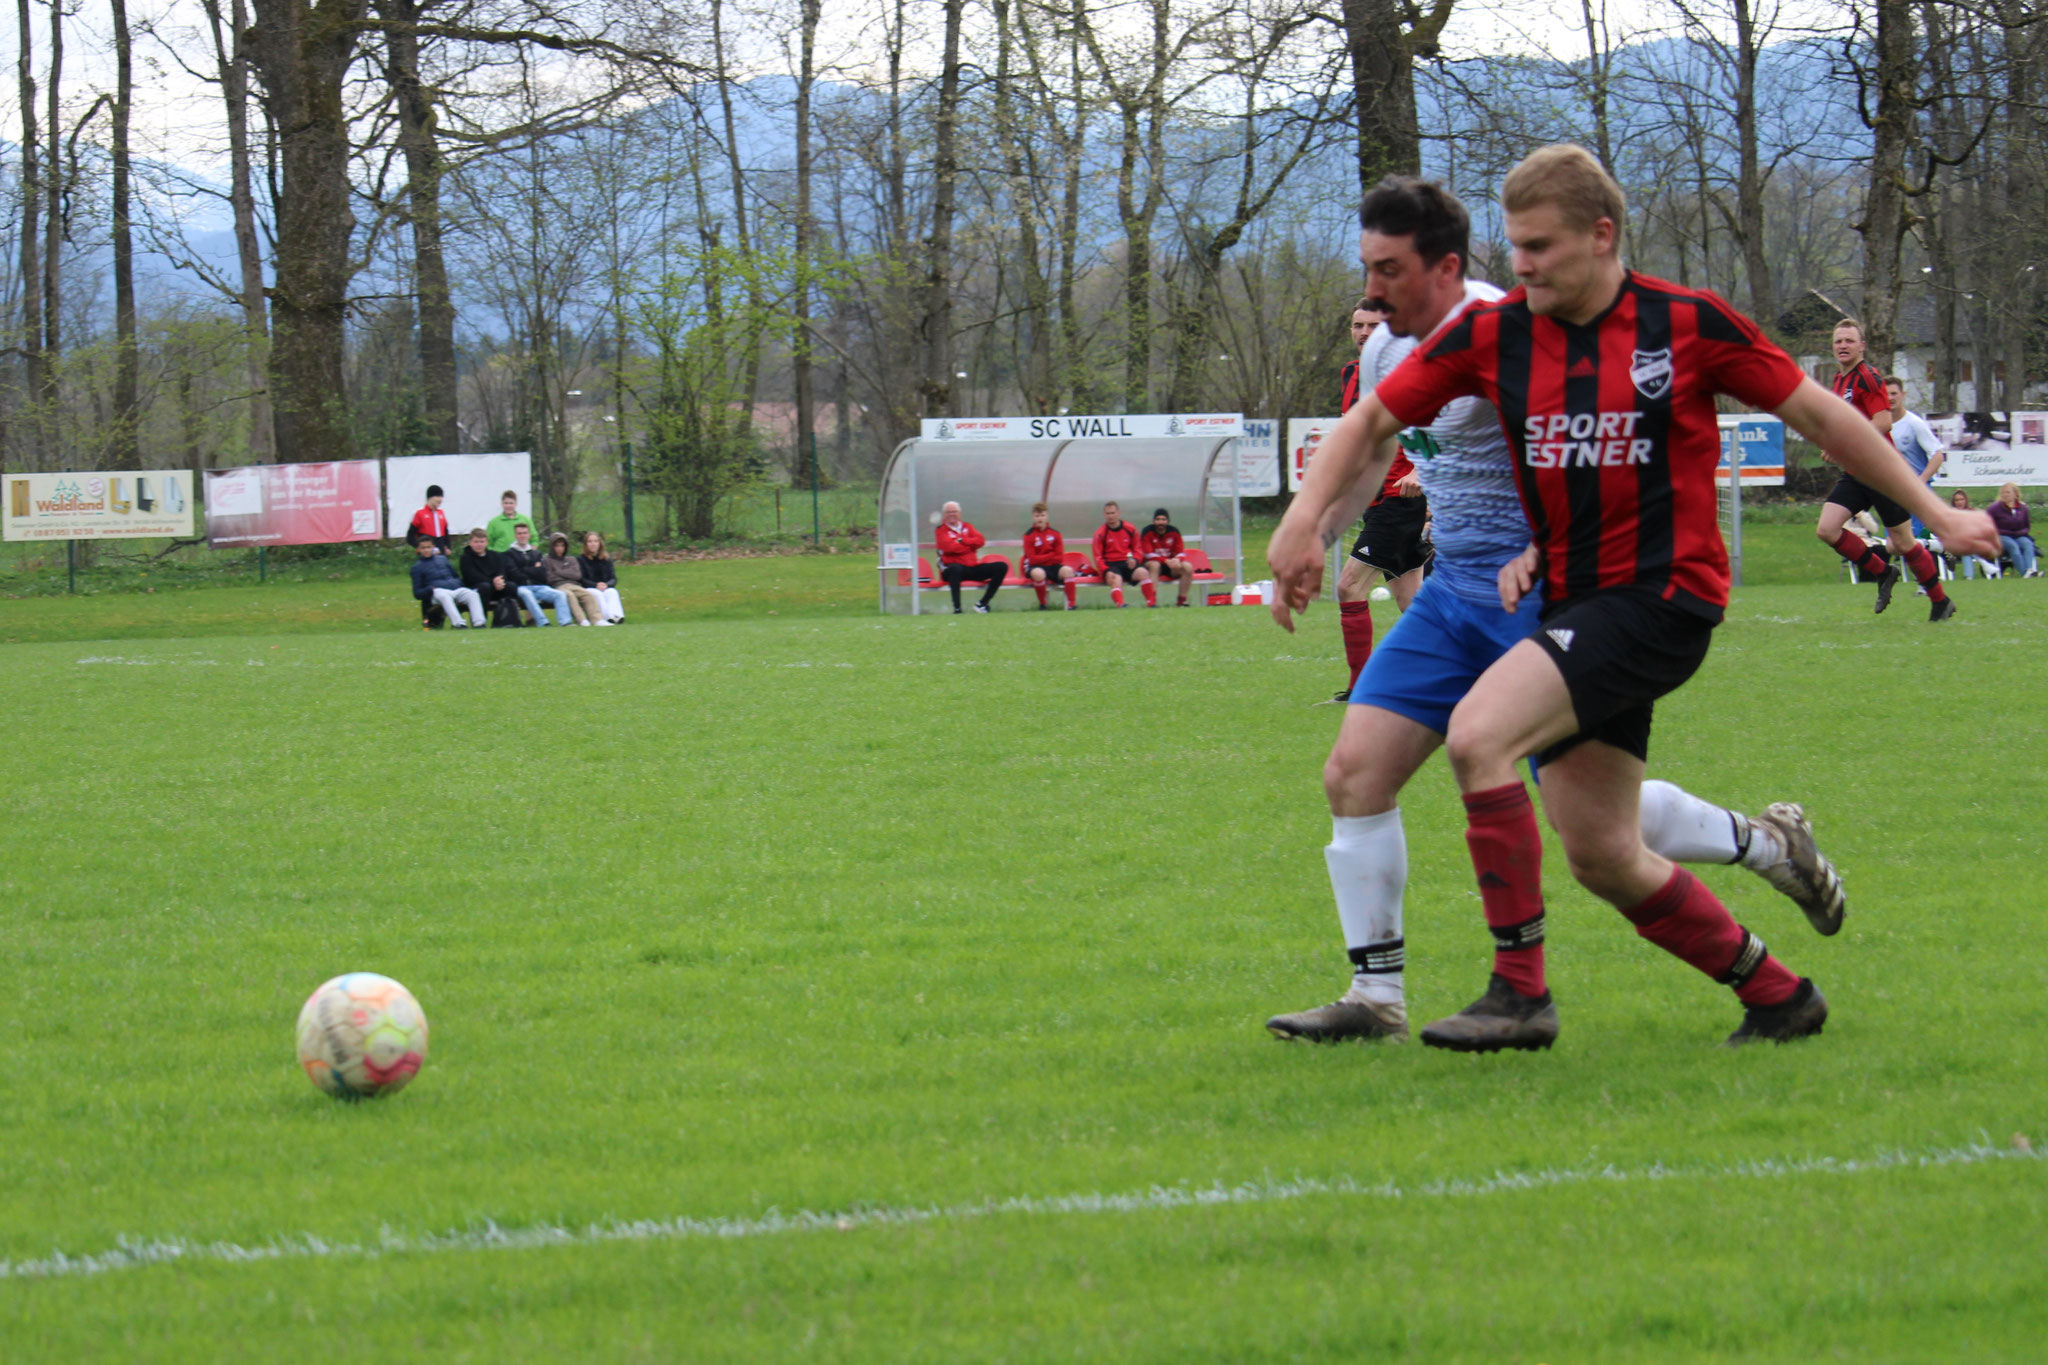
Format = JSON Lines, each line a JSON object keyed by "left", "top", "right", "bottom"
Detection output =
{"left": 1265, "top": 177, "right": 1847, "bottom": 1044}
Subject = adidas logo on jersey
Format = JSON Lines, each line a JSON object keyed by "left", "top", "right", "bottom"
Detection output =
{"left": 1546, "top": 628, "right": 1575, "bottom": 651}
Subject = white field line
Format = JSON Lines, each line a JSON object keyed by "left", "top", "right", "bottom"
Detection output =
{"left": 2, "top": 1138, "right": 2037, "bottom": 1284}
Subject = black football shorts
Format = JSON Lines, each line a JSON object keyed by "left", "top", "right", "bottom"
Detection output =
{"left": 1824, "top": 474, "right": 1909, "bottom": 530}
{"left": 1349, "top": 494, "right": 1432, "bottom": 577}
{"left": 1529, "top": 588, "right": 1717, "bottom": 764}
{"left": 1098, "top": 558, "right": 1145, "bottom": 581}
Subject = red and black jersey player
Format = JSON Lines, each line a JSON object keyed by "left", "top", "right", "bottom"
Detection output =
{"left": 1812, "top": 318, "right": 1955, "bottom": 620}
{"left": 1267, "top": 144, "right": 1999, "bottom": 1052}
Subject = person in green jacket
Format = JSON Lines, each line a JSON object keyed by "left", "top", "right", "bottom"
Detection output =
{"left": 485, "top": 490, "right": 536, "bottom": 551}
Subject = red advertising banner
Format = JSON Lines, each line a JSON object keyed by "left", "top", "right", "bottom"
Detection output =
{"left": 204, "top": 461, "right": 383, "bottom": 547}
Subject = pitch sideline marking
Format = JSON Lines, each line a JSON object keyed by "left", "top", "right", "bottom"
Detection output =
{"left": 2, "top": 1137, "right": 2037, "bottom": 1283}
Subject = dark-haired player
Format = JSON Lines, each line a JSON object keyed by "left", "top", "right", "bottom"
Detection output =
{"left": 1140, "top": 509, "right": 1195, "bottom": 606}
{"left": 1269, "top": 145, "right": 1998, "bottom": 1051}
{"left": 1092, "top": 503, "right": 1153, "bottom": 607}
{"left": 1021, "top": 503, "right": 1078, "bottom": 610}
{"left": 1264, "top": 172, "right": 1849, "bottom": 1048}
{"left": 1813, "top": 319, "right": 1955, "bottom": 621}
{"left": 1327, "top": 296, "right": 1429, "bottom": 702}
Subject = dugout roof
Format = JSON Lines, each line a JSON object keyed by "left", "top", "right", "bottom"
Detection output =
{"left": 876, "top": 433, "right": 1243, "bottom": 613}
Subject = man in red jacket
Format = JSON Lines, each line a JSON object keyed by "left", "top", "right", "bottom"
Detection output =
{"left": 1140, "top": 508, "right": 1195, "bottom": 606}
{"left": 1020, "top": 502, "right": 1078, "bottom": 610}
{"left": 1092, "top": 502, "right": 1154, "bottom": 607}
{"left": 407, "top": 484, "right": 451, "bottom": 551}
{"left": 935, "top": 501, "right": 1009, "bottom": 613}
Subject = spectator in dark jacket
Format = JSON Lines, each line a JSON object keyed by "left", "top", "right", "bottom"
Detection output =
{"left": 410, "top": 537, "right": 483, "bottom": 627}
{"left": 543, "top": 532, "right": 605, "bottom": 625}
{"left": 458, "top": 528, "right": 517, "bottom": 624}
{"left": 1991, "top": 483, "right": 2039, "bottom": 577}
{"left": 579, "top": 531, "right": 624, "bottom": 623}
{"left": 502, "top": 523, "right": 568, "bottom": 625}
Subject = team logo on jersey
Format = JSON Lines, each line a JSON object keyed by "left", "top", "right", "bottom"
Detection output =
{"left": 1546, "top": 628, "right": 1575, "bottom": 651}
{"left": 1629, "top": 348, "right": 1673, "bottom": 400}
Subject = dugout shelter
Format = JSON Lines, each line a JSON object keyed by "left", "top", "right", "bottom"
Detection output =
{"left": 877, "top": 414, "right": 1246, "bottom": 613}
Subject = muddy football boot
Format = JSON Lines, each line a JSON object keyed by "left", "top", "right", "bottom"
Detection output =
{"left": 1873, "top": 562, "right": 1901, "bottom": 613}
{"left": 1725, "top": 978, "right": 1828, "bottom": 1047}
{"left": 1419, "top": 974, "right": 1559, "bottom": 1052}
{"left": 1266, "top": 996, "right": 1409, "bottom": 1043}
{"left": 1747, "top": 803, "right": 1847, "bottom": 936}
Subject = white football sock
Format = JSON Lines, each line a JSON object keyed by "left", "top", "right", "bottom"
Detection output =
{"left": 1325, "top": 808, "right": 1406, "bottom": 1005}
{"left": 1639, "top": 778, "right": 1748, "bottom": 865}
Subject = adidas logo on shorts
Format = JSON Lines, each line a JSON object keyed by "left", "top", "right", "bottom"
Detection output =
{"left": 1546, "top": 628, "right": 1575, "bottom": 651}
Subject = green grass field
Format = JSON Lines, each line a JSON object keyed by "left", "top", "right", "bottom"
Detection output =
{"left": 3, "top": 522, "right": 2045, "bottom": 1361}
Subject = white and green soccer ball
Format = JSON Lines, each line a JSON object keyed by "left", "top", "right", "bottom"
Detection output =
{"left": 296, "top": 972, "right": 429, "bottom": 1099}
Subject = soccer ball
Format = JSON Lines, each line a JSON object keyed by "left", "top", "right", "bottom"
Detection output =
{"left": 296, "top": 972, "right": 429, "bottom": 1099}
{"left": 1369, "top": 585, "right": 1393, "bottom": 603}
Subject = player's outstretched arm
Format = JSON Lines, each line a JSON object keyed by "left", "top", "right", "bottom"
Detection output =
{"left": 1775, "top": 378, "right": 1999, "bottom": 558}
{"left": 1266, "top": 395, "right": 1404, "bottom": 633}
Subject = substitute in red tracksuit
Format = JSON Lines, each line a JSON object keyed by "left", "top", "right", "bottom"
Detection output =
{"left": 1092, "top": 502, "right": 1155, "bottom": 607}
{"left": 407, "top": 484, "right": 452, "bottom": 551}
{"left": 935, "top": 501, "right": 1008, "bottom": 613}
{"left": 1021, "top": 502, "right": 1078, "bottom": 611}
{"left": 1140, "top": 509, "right": 1195, "bottom": 606}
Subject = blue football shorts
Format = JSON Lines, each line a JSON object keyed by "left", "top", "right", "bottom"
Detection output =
{"left": 1347, "top": 572, "right": 1542, "bottom": 735}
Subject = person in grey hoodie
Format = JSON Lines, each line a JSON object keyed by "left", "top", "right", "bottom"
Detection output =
{"left": 542, "top": 532, "right": 605, "bottom": 625}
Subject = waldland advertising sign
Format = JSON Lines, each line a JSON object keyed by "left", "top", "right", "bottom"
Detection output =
{"left": 919, "top": 413, "right": 1244, "bottom": 441}
{"left": 3, "top": 470, "right": 194, "bottom": 541}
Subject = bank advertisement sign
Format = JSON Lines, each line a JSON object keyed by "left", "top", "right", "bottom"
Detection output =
{"left": 204, "top": 460, "right": 383, "bottom": 547}
{"left": 1717, "top": 414, "right": 1786, "bottom": 486}
{"left": 3, "top": 470, "right": 195, "bottom": 540}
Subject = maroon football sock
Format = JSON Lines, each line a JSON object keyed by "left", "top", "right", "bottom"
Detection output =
{"left": 1340, "top": 601, "right": 1376, "bottom": 688}
{"left": 1462, "top": 783, "right": 1547, "bottom": 997}
{"left": 1904, "top": 543, "right": 1948, "bottom": 602}
{"left": 1828, "top": 529, "right": 1890, "bottom": 577}
{"left": 1621, "top": 867, "right": 1800, "bottom": 1006}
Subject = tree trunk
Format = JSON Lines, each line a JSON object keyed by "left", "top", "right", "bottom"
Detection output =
{"left": 711, "top": 0, "right": 762, "bottom": 432}
{"left": 247, "top": 0, "right": 367, "bottom": 464}
{"left": 919, "top": 0, "right": 964, "bottom": 418}
{"left": 16, "top": 0, "right": 43, "bottom": 465}
{"left": 1730, "top": 0, "right": 1774, "bottom": 331}
{"left": 1856, "top": 0, "right": 1913, "bottom": 373}
{"left": 201, "top": 0, "right": 273, "bottom": 460}
{"left": 1997, "top": 13, "right": 2034, "bottom": 410}
{"left": 42, "top": 0, "right": 62, "bottom": 464}
{"left": 991, "top": 0, "right": 1053, "bottom": 413}
{"left": 379, "top": 0, "right": 458, "bottom": 452}
{"left": 110, "top": 0, "right": 139, "bottom": 463}
{"left": 791, "top": 0, "right": 820, "bottom": 483}
{"left": 1341, "top": 0, "right": 1423, "bottom": 204}
{"left": 1580, "top": 0, "right": 1614, "bottom": 171}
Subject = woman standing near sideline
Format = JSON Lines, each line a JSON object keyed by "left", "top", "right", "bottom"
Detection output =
{"left": 580, "top": 531, "right": 625, "bottom": 623}
{"left": 543, "top": 532, "right": 607, "bottom": 625}
{"left": 1990, "top": 483, "right": 2039, "bottom": 578}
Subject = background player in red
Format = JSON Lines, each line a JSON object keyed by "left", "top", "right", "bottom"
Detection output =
{"left": 1812, "top": 319, "right": 1954, "bottom": 620}
{"left": 1269, "top": 144, "right": 1998, "bottom": 1052}
{"left": 1330, "top": 296, "right": 1429, "bottom": 702}
{"left": 407, "top": 484, "right": 451, "bottom": 552}
{"left": 1140, "top": 508, "right": 1196, "bottom": 606}
{"left": 1092, "top": 503, "right": 1154, "bottom": 607}
{"left": 1020, "top": 502, "right": 1077, "bottom": 609}
{"left": 934, "top": 501, "right": 1008, "bottom": 614}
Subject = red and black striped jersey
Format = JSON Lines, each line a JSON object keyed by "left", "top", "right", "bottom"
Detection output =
{"left": 1341, "top": 359, "right": 1360, "bottom": 413}
{"left": 1375, "top": 271, "right": 1804, "bottom": 620}
{"left": 1345, "top": 352, "right": 1415, "bottom": 506}
{"left": 1827, "top": 362, "right": 1892, "bottom": 462}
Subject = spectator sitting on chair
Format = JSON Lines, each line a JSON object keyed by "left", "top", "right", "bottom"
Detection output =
{"left": 1938, "top": 490, "right": 2002, "bottom": 580}
{"left": 935, "top": 501, "right": 1007, "bottom": 613}
{"left": 1991, "top": 483, "right": 2039, "bottom": 578}
{"left": 458, "top": 528, "right": 516, "bottom": 625}
{"left": 407, "top": 485, "right": 452, "bottom": 551}
{"left": 411, "top": 536, "right": 483, "bottom": 628}
{"left": 579, "top": 531, "right": 625, "bottom": 622}
{"left": 543, "top": 531, "right": 606, "bottom": 625}
{"left": 503, "top": 523, "right": 568, "bottom": 625}
{"left": 486, "top": 491, "right": 536, "bottom": 551}
{"left": 1020, "top": 502, "right": 1077, "bottom": 610}
{"left": 1091, "top": 501, "right": 1154, "bottom": 607}
{"left": 1140, "top": 507, "right": 1196, "bottom": 607}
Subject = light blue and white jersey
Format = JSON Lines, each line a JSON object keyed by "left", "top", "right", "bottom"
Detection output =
{"left": 1361, "top": 279, "right": 1525, "bottom": 601}
{"left": 1892, "top": 409, "right": 1944, "bottom": 476}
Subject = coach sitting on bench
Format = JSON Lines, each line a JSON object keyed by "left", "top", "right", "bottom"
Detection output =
{"left": 935, "top": 501, "right": 1008, "bottom": 613}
